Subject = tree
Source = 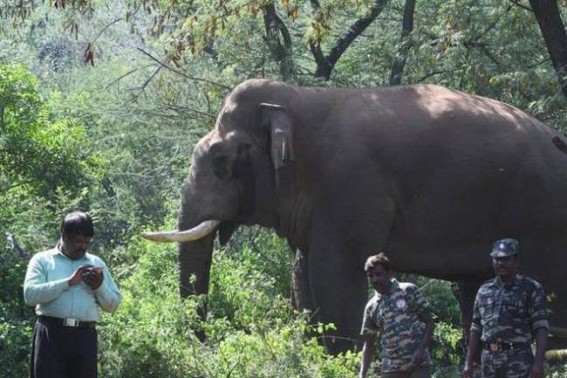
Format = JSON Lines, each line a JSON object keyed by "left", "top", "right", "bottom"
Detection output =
{"left": 528, "top": 0, "right": 567, "bottom": 98}
{"left": 389, "top": 0, "right": 416, "bottom": 85}
{"left": 0, "top": 63, "right": 105, "bottom": 254}
{"left": 308, "top": 0, "right": 391, "bottom": 79}
{"left": 0, "top": 63, "right": 100, "bottom": 199}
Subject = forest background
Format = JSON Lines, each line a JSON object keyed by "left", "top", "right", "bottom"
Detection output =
{"left": 2, "top": 0, "right": 567, "bottom": 377}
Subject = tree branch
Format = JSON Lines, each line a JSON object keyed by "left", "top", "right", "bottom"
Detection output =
{"left": 309, "top": 0, "right": 391, "bottom": 79}
{"left": 262, "top": 2, "right": 294, "bottom": 80}
{"left": 136, "top": 48, "right": 231, "bottom": 90}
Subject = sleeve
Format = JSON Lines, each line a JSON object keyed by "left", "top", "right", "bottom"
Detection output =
{"left": 360, "top": 298, "right": 379, "bottom": 336}
{"left": 23, "top": 254, "right": 69, "bottom": 307}
{"left": 93, "top": 260, "right": 122, "bottom": 313}
{"left": 408, "top": 284, "right": 433, "bottom": 320}
{"left": 528, "top": 281, "right": 549, "bottom": 332}
{"left": 470, "top": 291, "right": 482, "bottom": 335}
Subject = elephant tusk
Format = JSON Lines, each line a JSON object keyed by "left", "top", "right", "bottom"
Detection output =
{"left": 141, "top": 220, "right": 221, "bottom": 243}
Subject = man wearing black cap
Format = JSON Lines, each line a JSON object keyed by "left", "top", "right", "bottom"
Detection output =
{"left": 463, "top": 238, "right": 548, "bottom": 378}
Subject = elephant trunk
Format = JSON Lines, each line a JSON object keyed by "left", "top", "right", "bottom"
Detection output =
{"left": 178, "top": 234, "right": 215, "bottom": 342}
{"left": 178, "top": 235, "right": 215, "bottom": 299}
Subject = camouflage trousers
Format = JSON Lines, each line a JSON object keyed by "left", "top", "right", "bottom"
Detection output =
{"left": 380, "top": 366, "right": 431, "bottom": 378}
{"left": 480, "top": 348, "right": 533, "bottom": 378}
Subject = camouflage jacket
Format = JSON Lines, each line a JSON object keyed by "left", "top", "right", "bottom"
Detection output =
{"left": 470, "top": 274, "right": 549, "bottom": 343}
{"left": 360, "top": 279, "right": 433, "bottom": 373}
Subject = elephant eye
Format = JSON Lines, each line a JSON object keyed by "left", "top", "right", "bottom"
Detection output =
{"left": 212, "top": 154, "right": 232, "bottom": 180}
{"left": 208, "top": 141, "right": 234, "bottom": 180}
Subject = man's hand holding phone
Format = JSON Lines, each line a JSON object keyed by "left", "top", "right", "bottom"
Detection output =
{"left": 81, "top": 266, "right": 103, "bottom": 290}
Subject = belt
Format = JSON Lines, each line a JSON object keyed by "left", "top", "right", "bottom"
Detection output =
{"left": 483, "top": 341, "right": 528, "bottom": 352}
{"left": 38, "top": 315, "right": 96, "bottom": 329}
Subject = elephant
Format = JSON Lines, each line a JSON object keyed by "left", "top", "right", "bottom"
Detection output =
{"left": 142, "top": 78, "right": 567, "bottom": 354}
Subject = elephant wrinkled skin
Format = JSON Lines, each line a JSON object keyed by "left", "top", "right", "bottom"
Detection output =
{"left": 143, "top": 79, "right": 567, "bottom": 354}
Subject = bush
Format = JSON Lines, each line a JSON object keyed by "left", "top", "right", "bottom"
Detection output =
{"left": 98, "top": 233, "right": 361, "bottom": 377}
{"left": 0, "top": 251, "right": 34, "bottom": 378}
{"left": 5, "top": 225, "right": 567, "bottom": 377}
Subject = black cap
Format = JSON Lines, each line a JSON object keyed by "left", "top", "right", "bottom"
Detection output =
{"left": 490, "top": 238, "right": 519, "bottom": 258}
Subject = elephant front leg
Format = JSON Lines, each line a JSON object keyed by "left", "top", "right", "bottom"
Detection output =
{"left": 307, "top": 242, "right": 368, "bottom": 354}
{"left": 292, "top": 248, "right": 314, "bottom": 312}
{"left": 454, "top": 279, "right": 483, "bottom": 347}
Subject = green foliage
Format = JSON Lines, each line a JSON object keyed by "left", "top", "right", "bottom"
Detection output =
{"left": 99, "top": 252, "right": 204, "bottom": 377}
{"left": 0, "top": 246, "right": 34, "bottom": 378}
{"left": 417, "top": 278, "right": 465, "bottom": 367}
{"left": 0, "top": 319, "right": 32, "bottom": 378}
{"left": 3, "top": 1, "right": 567, "bottom": 377}
{"left": 420, "top": 278, "right": 461, "bottom": 326}
{"left": 96, "top": 234, "right": 360, "bottom": 378}
{"left": 0, "top": 63, "right": 106, "bottom": 263}
{"left": 4, "top": 233, "right": 567, "bottom": 378}
{"left": 205, "top": 228, "right": 293, "bottom": 343}
{"left": 432, "top": 321, "right": 464, "bottom": 367}
{"left": 208, "top": 321, "right": 359, "bottom": 378}
{"left": 0, "top": 63, "right": 101, "bottom": 199}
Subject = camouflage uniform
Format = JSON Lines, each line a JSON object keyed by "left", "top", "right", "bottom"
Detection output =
{"left": 470, "top": 274, "right": 549, "bottom": 378}
{"left": 361, "top": 279, "right": 433, "bottom": 376}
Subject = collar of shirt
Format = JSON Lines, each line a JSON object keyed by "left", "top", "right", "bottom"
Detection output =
{"left": 375, "top": 278, "right": 399, "bottom": 300}
{"left": 495, "top": 273, "right": 520, "bottom": 289}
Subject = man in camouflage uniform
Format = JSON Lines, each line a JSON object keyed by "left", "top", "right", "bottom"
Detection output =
{"left": 463, "top": 238, "right": 548, "bottom": 378}
{"left": 359, "top": 252, "right": 435, "bottom": 378}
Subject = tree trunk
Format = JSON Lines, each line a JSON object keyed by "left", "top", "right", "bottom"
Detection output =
{"left": 389, "top": 0, "right": 416, "bottom": 85}
{"left": 528, "top": 0, "right": 567, "bottom": 98}
{"left": 263, "top": 2, "right": 294, "bottom": 80}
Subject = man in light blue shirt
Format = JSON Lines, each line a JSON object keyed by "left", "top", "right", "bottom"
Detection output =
{"left": 24, "top": 211, "right": 121, "bottom": 378}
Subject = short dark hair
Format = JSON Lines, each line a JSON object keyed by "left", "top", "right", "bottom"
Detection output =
{"left": 364, "top": 252, "right": 391, "bottom": 272}
{"left": 60, "top": 211, "right": 94, "bottom": 238}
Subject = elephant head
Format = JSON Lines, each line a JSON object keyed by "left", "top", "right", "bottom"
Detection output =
{"left": 142, "top": 79, "right": 297, "bottom": 299}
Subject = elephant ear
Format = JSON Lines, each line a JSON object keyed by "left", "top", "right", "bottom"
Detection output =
{"left": 259, "top": 103, "right": 295, "bottom": 170}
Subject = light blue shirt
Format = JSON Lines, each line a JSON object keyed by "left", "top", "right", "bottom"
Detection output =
{"left": 23, "top": 245, "right": 121, "bottom": 322}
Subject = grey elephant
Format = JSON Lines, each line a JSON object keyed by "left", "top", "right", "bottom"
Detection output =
{"left": 143, "top": 79, "right": 567, "bottom": 354}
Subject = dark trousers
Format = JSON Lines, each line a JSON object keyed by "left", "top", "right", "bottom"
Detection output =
{"left": 30, "top": 317, "right": 98, "bottom": 378}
